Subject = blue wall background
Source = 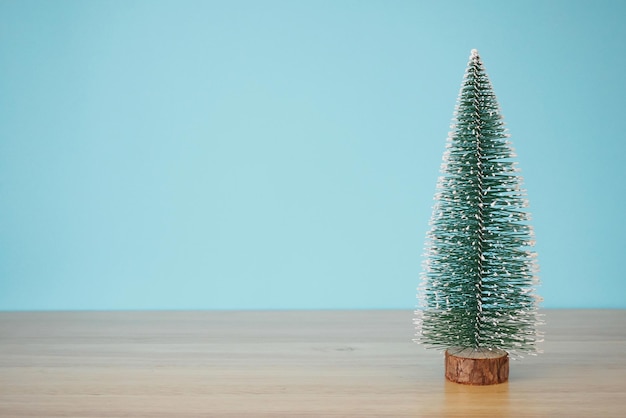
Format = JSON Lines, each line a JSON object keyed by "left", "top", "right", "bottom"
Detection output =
{"left": 1, "top": 0, "right": 625, "bottom": 310}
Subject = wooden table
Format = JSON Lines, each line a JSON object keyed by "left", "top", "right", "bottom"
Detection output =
{"left": 1, "top": 310, "right": 625, "bottom": 417}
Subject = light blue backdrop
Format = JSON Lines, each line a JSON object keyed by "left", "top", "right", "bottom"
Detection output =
{"left": 1, "top": 0, "right": 625, "bottom": 310}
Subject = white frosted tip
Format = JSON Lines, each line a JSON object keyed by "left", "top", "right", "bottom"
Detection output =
{"left": 471, "top": 49, "right": 479, "bottom": 58}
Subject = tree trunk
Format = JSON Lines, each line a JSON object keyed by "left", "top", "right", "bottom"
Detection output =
{"left": 445, "top": 347, "right": 509, "bottom": 385}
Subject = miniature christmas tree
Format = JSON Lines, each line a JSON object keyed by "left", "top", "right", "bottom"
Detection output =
{"left": 414, "top": 49, "right": 543, "bottom": 385}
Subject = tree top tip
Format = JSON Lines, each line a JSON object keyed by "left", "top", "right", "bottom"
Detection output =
{"left": 471, "top": 49, "right": 479, "bottom": 59}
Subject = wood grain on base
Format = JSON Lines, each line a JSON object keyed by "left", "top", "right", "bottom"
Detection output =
{"left": 445, "top": 347, "right": 509, "bottom": 385}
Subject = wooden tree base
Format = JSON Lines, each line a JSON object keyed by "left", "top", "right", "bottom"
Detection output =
{"left": 445, "top": 347, "right": 509, "bottom": 385}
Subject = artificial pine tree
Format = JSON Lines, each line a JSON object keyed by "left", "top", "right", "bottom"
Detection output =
{"left": 414, "top": 49, "right": 543, "bottom": 385}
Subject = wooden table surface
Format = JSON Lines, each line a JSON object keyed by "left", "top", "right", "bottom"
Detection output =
{"left": 1, "top": 309, "right": 625, "bottom": 417}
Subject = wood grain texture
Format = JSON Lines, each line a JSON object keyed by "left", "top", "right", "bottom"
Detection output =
{"left": 1, "top": 310, "right": 625, "bottom": 417}
{"left": 445, "top": 348, "right": 509, "bottom": 385}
